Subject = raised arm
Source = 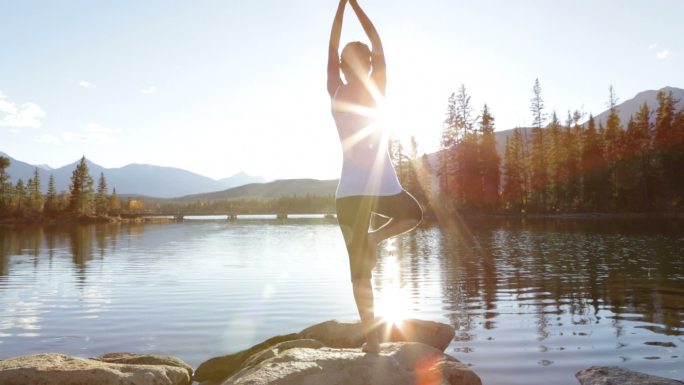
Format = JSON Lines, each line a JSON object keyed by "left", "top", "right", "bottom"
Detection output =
{"left": 328, "top": 0, "right": 347, "bottom": 97}
{"left": 349, "top": 0, "right": 386, "bottom": 94}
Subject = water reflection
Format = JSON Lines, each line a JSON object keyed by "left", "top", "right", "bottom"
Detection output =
{"left": 0, "top": 218, "right": 682, "bottom": 384}
{"left": 511, "top": 222, "right": 669, "bottom": 332}
{"left": 374, "top": 218, "right": 683, "bottom": 378}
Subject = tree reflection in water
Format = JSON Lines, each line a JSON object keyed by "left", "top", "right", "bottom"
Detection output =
{"left": 373, "top": 218, "right": 684, "bottom": 348}
{"left": 0, "top": 218, "right": 681, "bottom": 384}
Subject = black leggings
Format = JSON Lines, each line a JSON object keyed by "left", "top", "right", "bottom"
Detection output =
{"left": 336, "top": 190, "right": 423, "bottom": 281}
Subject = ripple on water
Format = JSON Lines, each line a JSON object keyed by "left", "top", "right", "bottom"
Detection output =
{"left": 0, "top": 219, "right": 683, "bottom": 385}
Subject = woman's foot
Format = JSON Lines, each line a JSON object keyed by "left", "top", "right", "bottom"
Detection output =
{"left": 361, "top": 340, "right": 381, "bottom": 354}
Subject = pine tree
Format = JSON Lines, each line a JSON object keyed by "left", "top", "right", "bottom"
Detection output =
{"left": 603, "top": 85, "right": 623, "bottom": 209}
{"left": 14, "top": 179, "right": 28, "bottom": 216}
{"left": 479, "top": 104, "right": 500, "bottom": 210}
{"left": 109, "top": 187, "right": 121, "bottom": 215}
{"left": 45, "top": 174, "right": 58, "bottom": 217}
{"left": 503, "top": 129, "right": 526, "bottom": 211}
{"left": 547, "top": 112, "right": 562, "bottom": 210}
{"left": 530, "top": 78, "right": 546, "bottom": 130}
{"left": 95, "top": 172, "right": 109, "bottom": 216}
{"left": 673, "top": 106, "right": 684, "bottom": 205}
{"left": 68, "top": 156, "right": 94, "bottom": 216}
{"left": 0, "top": 156, "right": 11, "bottom": 215}
{"left": 530, "top": 125, "right": 548, "bottom": 212}
{"left": 453, "top": 84, "right": 480, "bottom": 208}
{"left": 654, "top": 90, "right": 679, "bottom": 207}
{"left": 28, "top": 167, "right": 43, "bottom": 214}
{"left": 460, "top": 131, "right": 482, "bottom": 209}
{"left": 581, "top": 115, "right": 603, "bottom": 210}
{"left": 563, "top": 111, "right": 582, "bottom": 210}
{"left": 625, "top": 102, "right": 654, "bottom": 210}
{"left": 529, "top": 79, "right": 547, "bottom": 211}
{"left": 455, "top": 84, "right": 475, "bottom": 140}
{"left": 439, "top": 93, "right": 458, "bottom": 199}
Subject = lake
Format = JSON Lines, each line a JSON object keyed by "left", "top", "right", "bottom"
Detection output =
{"left": 1, "top": 217, "right": 682, "bottom": 384}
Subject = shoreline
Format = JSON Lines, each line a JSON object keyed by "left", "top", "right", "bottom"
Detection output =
{"left": 0, "top": 215, "right": 175, "bottom": 226}
{"left": 2, "top": 211, "right": 684, "bottom": 226}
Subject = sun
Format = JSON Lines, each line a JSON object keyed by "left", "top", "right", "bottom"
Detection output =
{"left": 374, "top": 96, "right": 428, "bottom": 153}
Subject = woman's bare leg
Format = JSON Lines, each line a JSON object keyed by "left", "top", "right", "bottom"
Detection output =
{"left": 367, "top": 217, "right": 420, "bottom": 247}
{"left": 352, "top": 279, "right": 380, "bottom": 353}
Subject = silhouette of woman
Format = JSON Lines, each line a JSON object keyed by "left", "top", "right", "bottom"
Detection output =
{"left": 328, "top": 0, "right": 423, "bottom": 353}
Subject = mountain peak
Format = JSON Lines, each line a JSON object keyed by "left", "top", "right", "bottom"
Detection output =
{"left": 594, "top": 86, "right": 684, "bottom": 127}
{"left": 219, "top": 171, "right": 266, "bottom": 189}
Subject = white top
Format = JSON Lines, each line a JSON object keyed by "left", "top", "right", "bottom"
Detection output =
{"left": 332, "top": 103, "right": 402, "bottom": 199}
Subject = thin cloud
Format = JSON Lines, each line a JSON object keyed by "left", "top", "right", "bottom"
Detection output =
{"left": 140, "top": 86, "right": 157, "bottom": 94}
{"left": 78, "top": 80, "right": 92, "bottom": 88}
{"left": 36, "top": 134, "right": 61, "bottom": 144}
{"left": 61, "top": 122, "right": 121, "bottom": 144}
{"left": 648, "top": 43, "right": 657, "bottom": 50}
{"left": 657, "top": 49, "right": 671, "bottom": 60}
{"left": 0, "top": 91, "right": 46, "bottom": 129}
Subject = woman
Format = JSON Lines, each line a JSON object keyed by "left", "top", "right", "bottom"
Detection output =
{"left": 328, "top": 0, "right": 423, "bottom": 353}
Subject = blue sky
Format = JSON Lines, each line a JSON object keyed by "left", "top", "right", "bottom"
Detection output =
{"left": 1, "top": 0, "right": 682, "bottom": 181}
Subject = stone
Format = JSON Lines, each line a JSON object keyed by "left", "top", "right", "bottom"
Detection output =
{"left": 299, "top": 320, "right": 365, "bottom": 348}
{"left": 194, "top": 333, "right": 302, "bottom": 383}
{"left": 220, "top": 341, "right": 481, "bottom": 385}
{"left": 93, "top": 352, "right": 193, "bottom": 378}
{"left": 576, "top": 366, "right": 684, "bottom": 385}
{"left": 300, "top": 318, "right": 456, "bottom": 352}
{"left": 0, "top": 353, "right": 191, "bottom": 385}
{"left": 196, "top": 319, "right": 457, "bottom": 384}
{"left": 241, "top": 339, "right": 326, "bottom": 370}
{"left": 379, "top": 318, "right": 456, "bottom": 352}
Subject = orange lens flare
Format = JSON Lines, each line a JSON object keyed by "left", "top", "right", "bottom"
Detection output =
{"left": 415, "top": 354, "right": 444, "bottom": 385}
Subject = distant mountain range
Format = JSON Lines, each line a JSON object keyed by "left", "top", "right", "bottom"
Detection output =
{"left": 3, "top": 86, "right": 680, "bottom": 200}
{"left": 172, "top": 179, "right": 338, "bottom": 203}
{"left": 593, "top": 86, "right": 684, "bottom": 128}
{"left": 0, "top": 152, "right": 268, "bottom": 199}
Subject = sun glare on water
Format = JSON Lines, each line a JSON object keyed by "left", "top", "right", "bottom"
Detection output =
{"left": 375, "top": 240, "right": 412, "bottom": 326}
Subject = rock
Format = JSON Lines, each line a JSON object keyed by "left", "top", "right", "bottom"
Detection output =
{"left": 576, "top": 366, "right": 684, "bottom": 385}
{"left": 197, "top": 319, "right": 456, "bottom": 384}
{"left": 299, "top": 320, "right": 365, "bottom": 348}
{"left": 0, "top": 353, "right": 191, "bottom": 385}
{"left": 379, "top": 319, "right": 456, "bottom": 352}
{"left": 220, "top": 341, "right": 481, "bottom": 385}
{"left": 93, "top": 352, "right": 193, "bottom": 378}
{"left": 241, "top": 339, "right": 326, "bottom": 370}
{"left": 194, "top": 333, "right": 302, "bottom": 383}
{"left": 300, "top": 318, "right": 456, "bottom": 352}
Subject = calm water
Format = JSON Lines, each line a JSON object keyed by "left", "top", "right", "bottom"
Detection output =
{"left": 1, "top": 217, "right": 683, "bottom": 385}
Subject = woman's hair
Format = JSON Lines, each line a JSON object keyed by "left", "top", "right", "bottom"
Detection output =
{"left": 340, "top": 41, "right": 371, "bottom": 81}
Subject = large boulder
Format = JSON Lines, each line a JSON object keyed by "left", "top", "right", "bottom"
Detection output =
{"left": 194, "top": 333, "right": 302, "bottom": 383}
{"left": 195, "top": 319, "right": 456, "bottom": 384}
{"left": 220, "top": 340, "right": 480, "bottom": 385}
{"left": 300, "top": 318, "right": 455, "bottom": 352}
{"left": 0, "top": 353, "right": 192, "bottom": 385}
{"left": 298, "top": 320, "right": 365, "bottom": 348}
{"left": 93, "top": 352, "right": 194, "bottom": 378}
{"left": 576, "top": 366, "right": 684, "bottom": 385}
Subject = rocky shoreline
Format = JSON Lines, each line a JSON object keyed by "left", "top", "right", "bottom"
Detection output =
{"left": 0, "top": 319, "right": 681, "bottom": 385}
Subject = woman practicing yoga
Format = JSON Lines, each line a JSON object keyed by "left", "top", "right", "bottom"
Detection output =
{"left": 328, "top": 0, "right": 423, "bottom": 353}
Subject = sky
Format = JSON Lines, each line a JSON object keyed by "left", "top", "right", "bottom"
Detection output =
{"left": 1, "top": 0, "right": 683, "bottom": 181}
